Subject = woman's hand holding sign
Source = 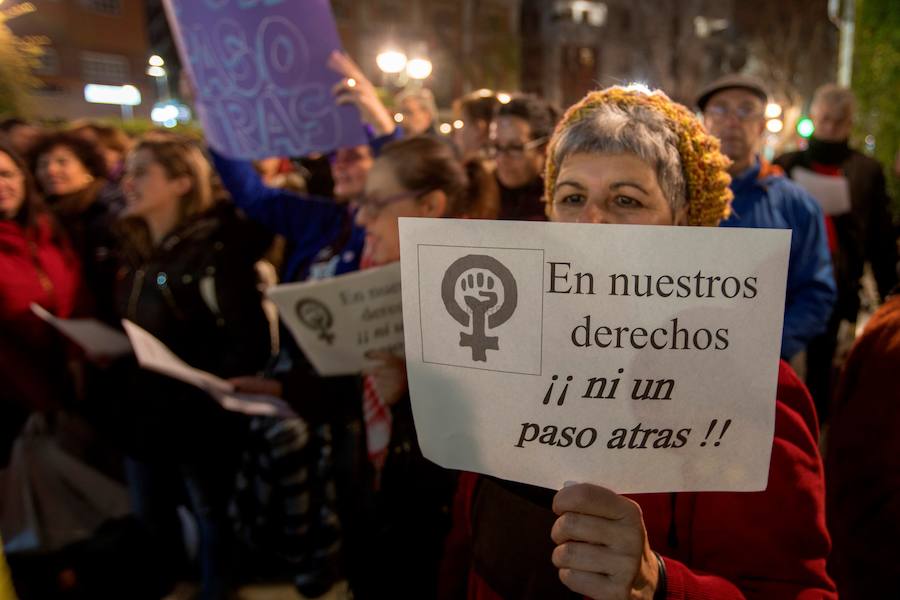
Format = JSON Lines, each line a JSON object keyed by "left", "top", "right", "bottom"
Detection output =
{"left": 329, "top": 51, "right": 396, "bottom": 137}
{"left": 552, "top": 483, "right": 659, "bottom": 599}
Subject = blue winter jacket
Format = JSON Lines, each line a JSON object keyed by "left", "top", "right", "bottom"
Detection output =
{"left": 720, "top": 160, "right": 837, "bottom": 359}
{"left": 210, "top": 128, "right": 402, "bottom": 283}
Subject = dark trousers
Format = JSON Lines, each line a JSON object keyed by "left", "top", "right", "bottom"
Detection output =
{"left": 125, "top": 457, "right": 237, "bottom": 600}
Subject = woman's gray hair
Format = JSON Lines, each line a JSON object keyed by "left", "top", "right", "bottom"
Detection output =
{"left": 550, "top": 102, "right": 687, "bottom": 215}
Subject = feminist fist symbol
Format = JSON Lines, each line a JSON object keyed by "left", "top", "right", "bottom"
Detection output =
{"left": 295, "top": 298, "right": 335, "bottom": 345}
{"left": 441, "top": 255, "right": 518, "bottom": 362}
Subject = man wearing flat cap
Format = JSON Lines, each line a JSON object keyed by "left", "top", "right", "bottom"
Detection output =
{"left": 698, "top": 75, "right": 836, "bottom": 374}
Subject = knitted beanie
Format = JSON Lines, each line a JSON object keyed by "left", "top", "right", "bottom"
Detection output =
{"left": 545, "top": 85, "right": 733, "bottom": 227}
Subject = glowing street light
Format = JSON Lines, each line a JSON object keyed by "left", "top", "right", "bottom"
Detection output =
{"left": 765, "top": 103, "right": 782, "bottom": 119}
{"left": 148, "top": 55, "right": 165, "bottom": 68}
{"left": 439, "top": 123, "right": 452, "bottom": 135}
{"left": 146, "top": 65, "right": 166, "bottom": 78}
{"left": 766, "top": 118, "right": 784, "bottom": 133}
{"left": 376, "top": 50, "right": 407, "bottom": 74}
{"left": 453, "top": 120, "right": 464, "bottom": 130}
{"left": 406, "top": 57, "right": 433, "bottom": 80}
{"left": 497, "top": 93, "right": 512, "bottom": 104}
{"left": 394, "top": 113, "right": 404, "bottom": 123}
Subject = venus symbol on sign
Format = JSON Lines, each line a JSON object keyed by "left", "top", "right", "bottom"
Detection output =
{"left": 441, "top": 255, "right": 518, "bottom": 362}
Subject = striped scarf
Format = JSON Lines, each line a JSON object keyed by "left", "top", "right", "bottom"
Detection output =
{"left": 360, "top": 249, "right": 393, "bottom": 480}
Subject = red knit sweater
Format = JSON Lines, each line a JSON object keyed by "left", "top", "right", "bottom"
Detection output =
{"left": 441, "top": 361, "right": 836, "bottom": 599}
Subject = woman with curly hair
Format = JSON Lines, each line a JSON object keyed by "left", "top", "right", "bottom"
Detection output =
{"left": 439, "top": 86, "right": 836, "bottom": 599}
{"left": 30, "top": 132, "right": 124, "bottom": 322}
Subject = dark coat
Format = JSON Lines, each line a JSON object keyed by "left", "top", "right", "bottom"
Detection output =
{"left": 107, "top": 203, "right": 273, "bottom": 461}
{"left": 776, "top": 141, "right": 898, "bottom": 319}
{"left": 47, "top": 179, "right": 124, "bottom": 323}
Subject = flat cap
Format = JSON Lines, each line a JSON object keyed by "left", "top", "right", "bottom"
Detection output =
{"left": 695, "top": 74, "right": 769, "bottom": 111}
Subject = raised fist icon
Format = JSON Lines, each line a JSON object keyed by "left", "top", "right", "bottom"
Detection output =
{"left": 441, "top": 255, "right": 518, "bottom": 362}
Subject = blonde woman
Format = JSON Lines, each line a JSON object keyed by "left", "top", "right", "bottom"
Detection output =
{"left": 112, "top": 133, "right": 271, "bottom": 600}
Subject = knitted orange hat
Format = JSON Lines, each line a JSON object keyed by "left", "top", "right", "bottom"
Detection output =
{"left": 545, "top": 85, "right": 733, "bottom": 227}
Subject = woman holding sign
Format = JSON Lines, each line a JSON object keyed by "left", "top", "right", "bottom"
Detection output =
{"left": 113, "top": 132, "right": 271, "bottom": 600}
{"left": 441, "top": 86, "right": 836, "bottom": 599}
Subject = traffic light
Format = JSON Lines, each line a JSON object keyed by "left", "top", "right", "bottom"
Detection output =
{"left": 796, "top": 117, "right": 815, "bottom": 139}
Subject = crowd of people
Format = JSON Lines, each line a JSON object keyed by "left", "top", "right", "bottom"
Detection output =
{"left": 0, "top": 48, "right": 897, "bottom": 600}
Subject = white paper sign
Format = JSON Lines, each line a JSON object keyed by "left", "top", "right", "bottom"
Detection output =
{"left": 399, "top": 218, "right": 791, "bottom": 493}
{"left": 791, "top": 166, "right": 852, "bottom": 216}
{"left": 121, "top": 320, "right": 294, "bottom": 417}
{"left": 267, "top": 263, "right": 404, "bottom": 376}
{"left": 31, "top": 304, "right": 132, "bottom": 359}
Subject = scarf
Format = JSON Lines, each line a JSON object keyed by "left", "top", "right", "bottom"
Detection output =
{"left": 807, "top": 138, "right": 852, "bottom": 166}
{"left": 359, "top": 247, "right": 393, "bottom": 481}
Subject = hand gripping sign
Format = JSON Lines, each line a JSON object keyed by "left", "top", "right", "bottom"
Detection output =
{"left": 400, "top": 218, "right": 791, "bottom": 494}
{"left": 441, "top": 255, "right": 518, "bottom": 362}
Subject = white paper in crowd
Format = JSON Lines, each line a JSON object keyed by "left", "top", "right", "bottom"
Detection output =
{"left": 267, "top": 263, "right": 404, "bottom": 376}
{"left": 31, "top": 304, "right": 132, "bottom": 360}
{"left": 399, "top": 218, "right": 791, "bottom": 494}
{"left": 121, "top": 320, "right": 294, "bottom": 418}
{"left": 791, "top": 166, "right": 852, "bottom": 215}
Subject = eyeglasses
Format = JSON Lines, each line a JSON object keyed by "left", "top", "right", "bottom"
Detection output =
{"left": 486, "top": 136, "right": 548, "bottom": 159}
{"left": 355, "top": 188, "right": 432, "bottom": 217}
{"left": 704, "top": 105, "right": 763, "bottom": 123}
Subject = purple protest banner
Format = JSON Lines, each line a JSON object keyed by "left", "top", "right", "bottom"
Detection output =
{"left": 163, "top": 0, "right": 366, "bottom": 160}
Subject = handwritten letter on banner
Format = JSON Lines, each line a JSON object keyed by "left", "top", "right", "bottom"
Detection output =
{"left": 163, "top": 0, "right": 365, "bottom": 160}
{"left": 399, "top": 218, "right": 791, "bottom": 493}
{"left": 268, "top": 263, "right": 404, "bottom": 377}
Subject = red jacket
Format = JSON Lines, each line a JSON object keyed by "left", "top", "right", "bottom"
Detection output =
{"left": 0, "top": 214, "right": 80, "bottom": 411}
{"left": 441, "top": 361, "right": 836, "bottom": 599}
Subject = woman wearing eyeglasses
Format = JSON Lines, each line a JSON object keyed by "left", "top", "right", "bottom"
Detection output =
{"left": 336, "top": 135, "right": 498, "bottom": 599}
{"left": 489, "top": 94, "right": 559, "bottom": 221}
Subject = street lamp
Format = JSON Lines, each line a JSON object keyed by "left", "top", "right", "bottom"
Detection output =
{"left": 765, "top": 103, "right": 782, "bottom": 119}
{"left": 376, "top": 50, "right": 407, "bottom": 74}
{"left": 406, "top": 57, "right": 432, "bottom": 80}
{"left": 147, "top": 55, "right": 170, "bottom": 101}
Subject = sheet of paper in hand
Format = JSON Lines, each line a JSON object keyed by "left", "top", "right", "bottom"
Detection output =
{"left": 267, "top": 263, "right": 404, "bottom": 376}
{"left": 399, "top": 218, "right": 791, "bottom": 493}
{"left": 163, "top": 0, "right": 365, "bottom": 160}
{"left": 31, "top": 304, "right": 132, "bottom": 359}
{"left": 791, "top": 166, "right": 852, "bottom": 216}
{"left": 121, "top": 320, "right": 294, "bottom": 417}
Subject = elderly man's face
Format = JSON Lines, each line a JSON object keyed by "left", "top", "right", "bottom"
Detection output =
{"left": 703, "top": 88, "right": 765, "bottom": 174}
{"left": 810, "top": 102, "right": 853, "bottom": 142}
{"left": 400, "top": 97, "right": 433, "bottom": 136}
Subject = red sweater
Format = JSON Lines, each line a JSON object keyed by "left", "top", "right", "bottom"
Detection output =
{"left": 825, "top": 293, "right": 900, "bottom": 599}
{"left": 441, "top": 361, "right": 836, "bottom": 599}
{"left": 0, "top": 215, "right": 80, "bottom": 410}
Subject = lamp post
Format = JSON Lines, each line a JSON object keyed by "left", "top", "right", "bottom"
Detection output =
{"left": 147, "top": 55, "right": 170, "bottom": 101}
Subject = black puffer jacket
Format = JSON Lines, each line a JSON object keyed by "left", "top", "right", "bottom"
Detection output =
{"left": 109, "top": 203, "right": 273, "bottom": 460}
